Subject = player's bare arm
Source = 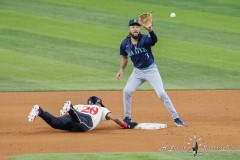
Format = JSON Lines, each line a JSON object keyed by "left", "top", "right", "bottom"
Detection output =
{"left": 106, "top": 112, "right": 126, "bottom": 127}
{"left": 116, "top": 55, "right": 128, "bottom": 80}
{"left": 106, "top": 112, "right": 137, "bottom": 129}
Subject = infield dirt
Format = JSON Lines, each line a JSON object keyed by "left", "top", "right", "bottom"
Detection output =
{"left": 0, "top": 90, "right": 239, "bottom": 158}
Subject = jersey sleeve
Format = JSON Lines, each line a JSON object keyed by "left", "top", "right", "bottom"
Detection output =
{"left": 120, "top": 41, "right": 128, "bottom": 56}
{"left": 145, "top": 31, "right": 158, "bottom": 47}
{"left": 100, "top": 107, "right": 111, "bottom": 122}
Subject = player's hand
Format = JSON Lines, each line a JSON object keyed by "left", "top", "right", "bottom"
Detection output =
{"left": 116, "top": 69, "right": 123, "bottom": 80}
{"left": 142, "top": 25, "right": 153, "bottom": 32}
{"left": 147, "top": 26, "right": 153, "bottom": 32}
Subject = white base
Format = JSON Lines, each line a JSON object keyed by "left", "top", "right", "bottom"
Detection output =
{"left": 134, "top": 123, "right": 167, "bottom": 130}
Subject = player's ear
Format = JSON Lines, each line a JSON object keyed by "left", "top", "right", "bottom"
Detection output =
{"left": 128, "top": 26, "right": 132, "bottom": 31}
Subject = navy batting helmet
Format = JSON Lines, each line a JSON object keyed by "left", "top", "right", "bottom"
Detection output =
{"left": 87, "top": 96, "right": 105, "bottom": 107}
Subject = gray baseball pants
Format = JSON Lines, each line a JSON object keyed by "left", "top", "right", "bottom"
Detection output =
{"left": 123, "top": 64, "right": 179, "bottom": 119}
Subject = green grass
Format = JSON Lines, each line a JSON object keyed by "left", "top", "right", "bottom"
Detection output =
{"left": 0, "top": 0, "right": 239, "bottom": 91}
{"left": 9, "top": 151, "right": 240, "bottom": 160}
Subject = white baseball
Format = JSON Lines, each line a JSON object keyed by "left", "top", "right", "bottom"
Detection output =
{"left": 170, "top": 13, "right": 176, "bottom": 18}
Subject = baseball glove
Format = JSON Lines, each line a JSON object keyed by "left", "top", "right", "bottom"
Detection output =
{"left": 138, "top": 12, "right": 153, "bottom": 29}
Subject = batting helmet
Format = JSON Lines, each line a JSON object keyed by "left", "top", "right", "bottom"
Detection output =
{"left": 87, "top": 96, "right": 105, "bottom": 107}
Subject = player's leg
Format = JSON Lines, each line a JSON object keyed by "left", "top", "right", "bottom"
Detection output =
{"left": 40, "top": 111, "right": 74, "bottom": 130}
{"left": 123, "top": 68, "right": 144, "bottom": 120}
{"left": 146, "top": 66, "right": 185, "bottom": 126}
{"left": 146, "top": 67, "right": 179, "bottom": 118}
{"left": 27, "top": 104, "right": 74, "bottom": 130}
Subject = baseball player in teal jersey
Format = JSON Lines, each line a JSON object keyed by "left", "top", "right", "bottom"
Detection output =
{"left": 116, "top": 18, "right": 185, "bottom": 127}
{"left": 28, "top": 96, "right": 138, "bottom": 132}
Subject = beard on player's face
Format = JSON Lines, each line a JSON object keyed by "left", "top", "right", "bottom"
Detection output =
{"left": 129, "top": 25, "right": 141, "bottom": 40}
{"left": 130, "top": 32, "right": 141, "bottom": 40}
{"left": 130, "top": 30, "right": 141, "bottom": 40}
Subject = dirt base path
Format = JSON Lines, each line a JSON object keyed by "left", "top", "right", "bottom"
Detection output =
{"left": 0, "top": 90, "right": 239, "bottom": 158}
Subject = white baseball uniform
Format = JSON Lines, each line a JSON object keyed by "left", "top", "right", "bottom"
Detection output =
{"left": 73, "top": 105, "right": 111, "bottom": 130}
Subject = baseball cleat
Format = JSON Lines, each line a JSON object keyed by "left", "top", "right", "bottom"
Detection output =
{"left": 174, "top": 118, "right": 185, "bottom": 127}
{"left": 28, "top": 105, "right": 40, "bottom": 122}
{"left": 60, "top": 101, "right": 72, "bottom": 116}
{"left": 123, "top": 117, "right": 132, "bottom": 124}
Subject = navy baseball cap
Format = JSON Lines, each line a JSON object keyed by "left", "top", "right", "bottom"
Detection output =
{"left": 128, "top": 18, "right": 141, "bottom": 27}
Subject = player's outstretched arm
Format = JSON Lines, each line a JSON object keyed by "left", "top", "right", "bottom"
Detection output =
{"left": 106, "top": 112, "right": 127, "bottom": 128}
{"left": 106, "top": 112, "right": 137, "bottom": 129}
